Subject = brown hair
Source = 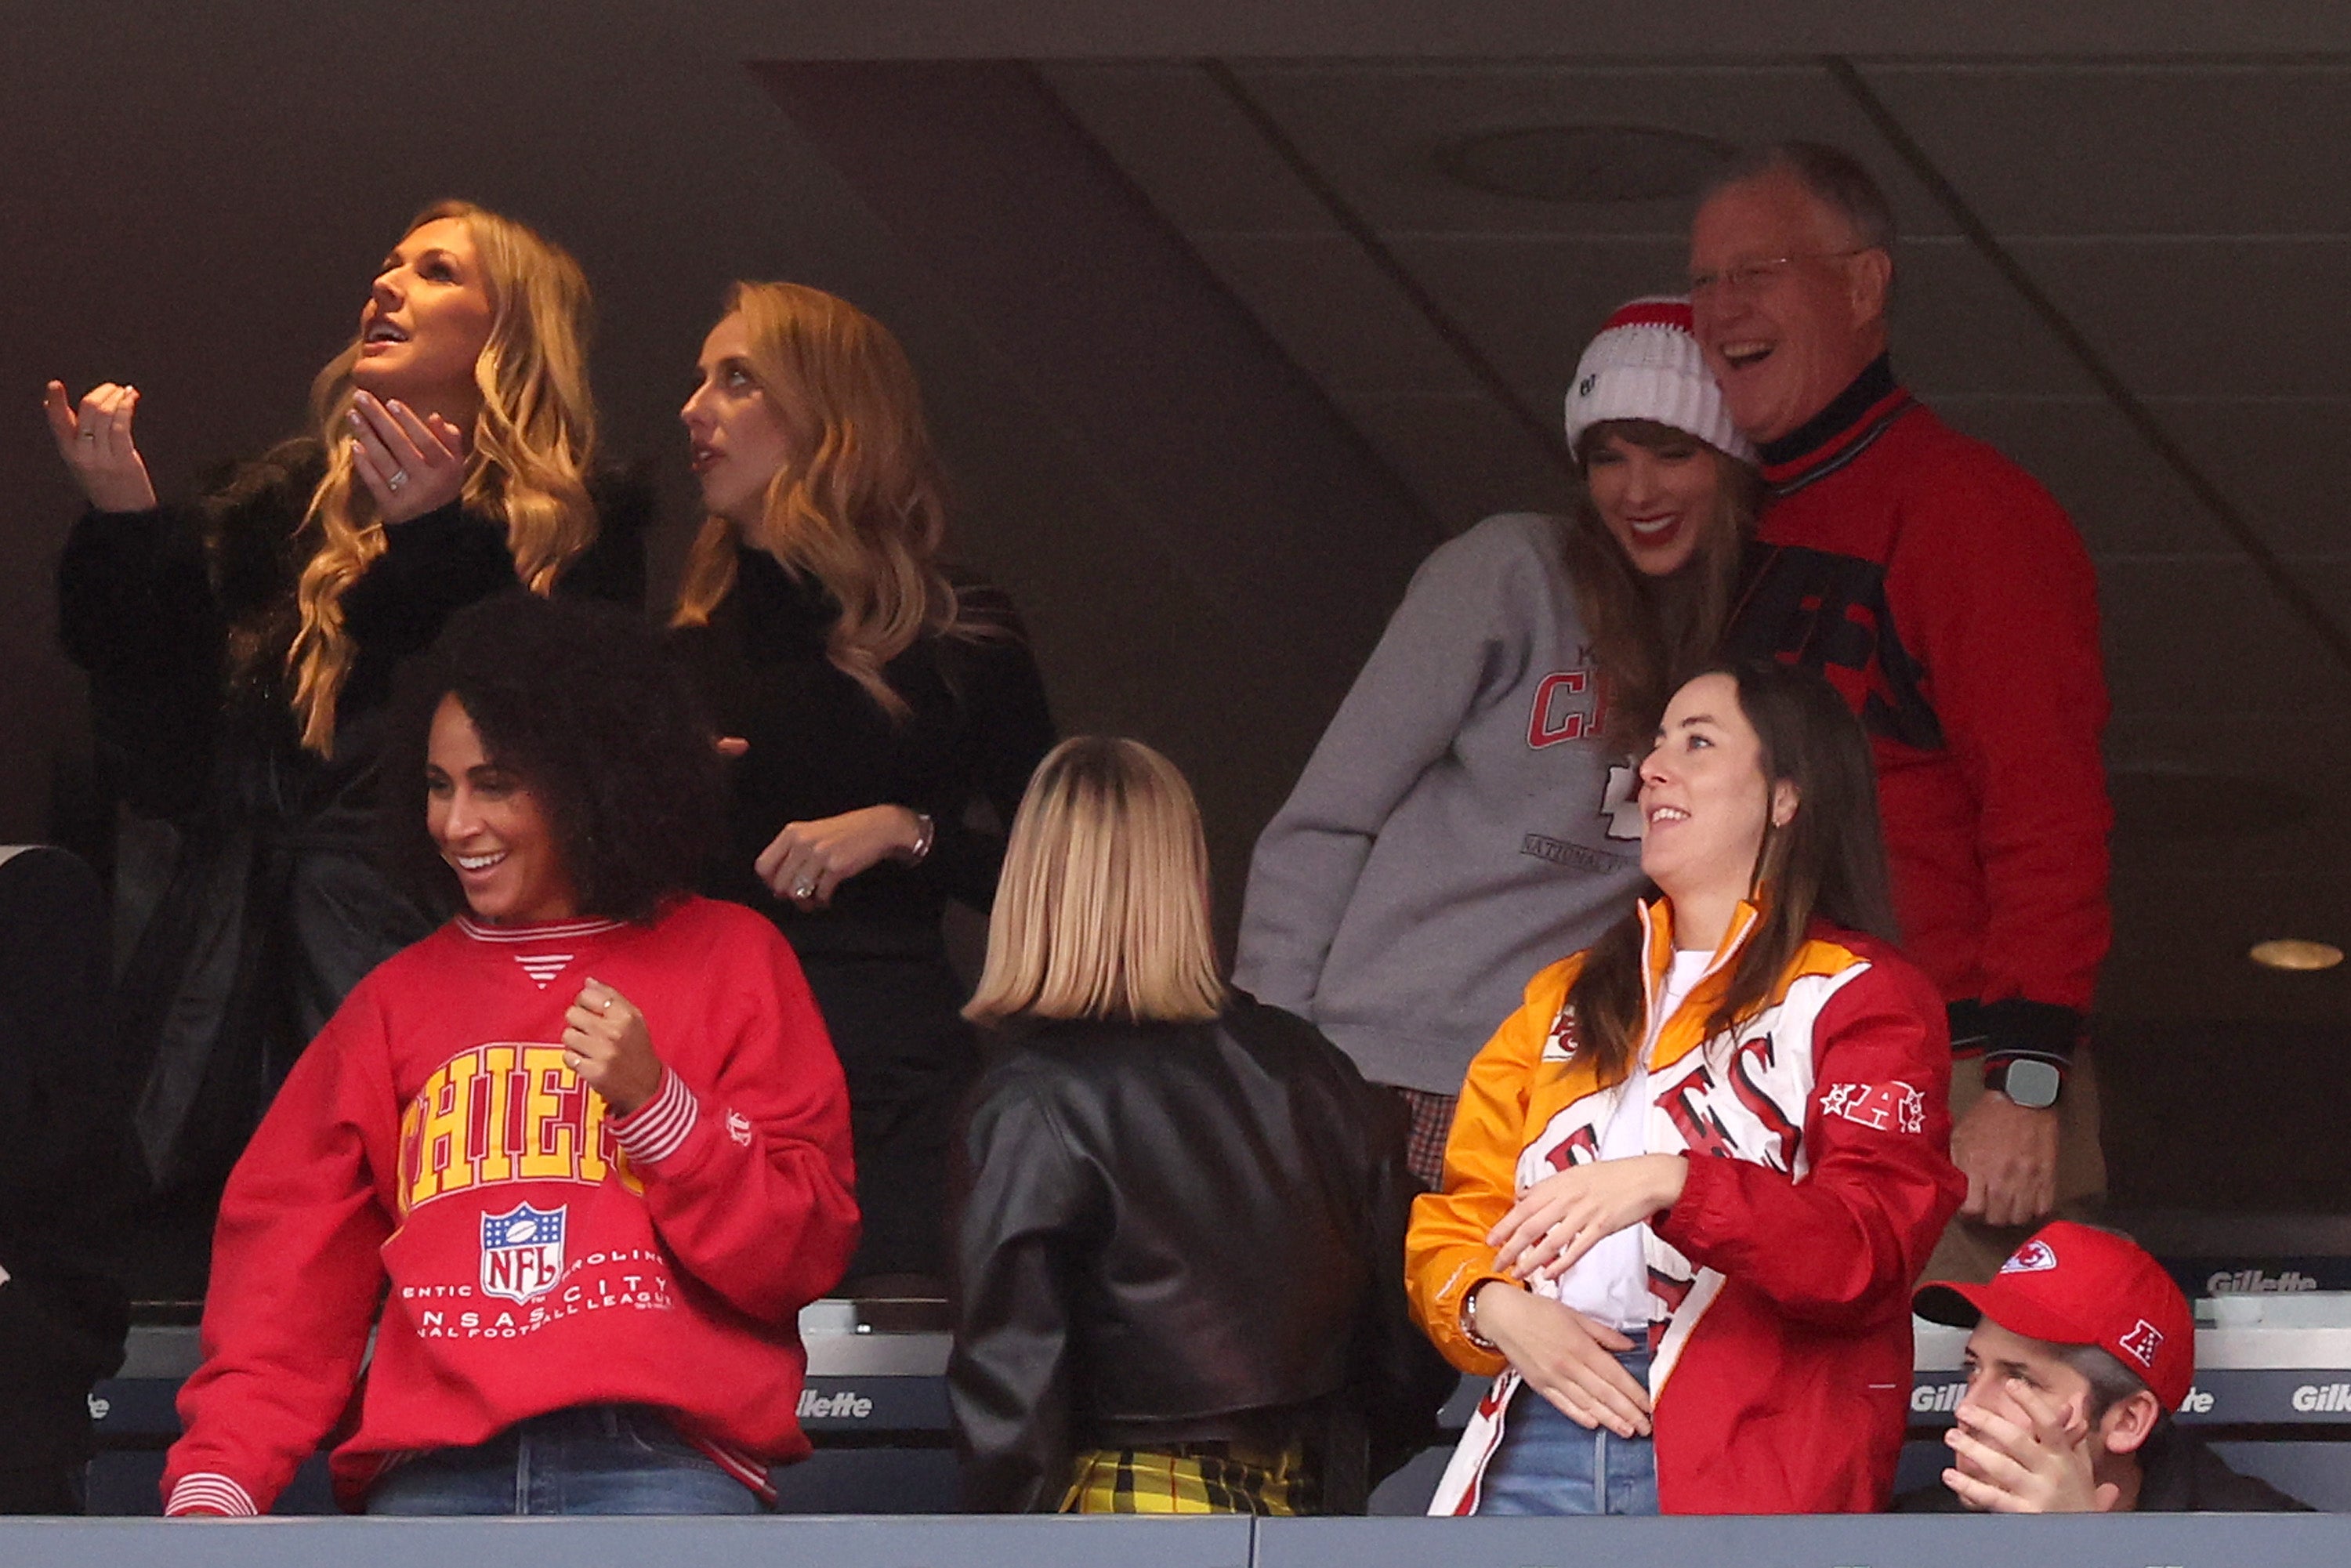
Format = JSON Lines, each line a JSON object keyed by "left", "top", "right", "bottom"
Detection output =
{"left": 670, "top": 281, "right": 968, "bottom": 719}
{"left": 1563, "top": 658, "right": 1897, "bottom": 1081}
{"left": 964, "top": 737, "right": 1226, "bottom": 1027}
{"left": 1563, "top": 418, "right": 1762, "bottom": 755}
{"left": 287, "top": 200, "right": 600, "bottom": 754}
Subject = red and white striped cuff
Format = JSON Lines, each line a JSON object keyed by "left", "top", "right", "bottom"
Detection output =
{"left": 165, "top": 1472, "right": 259, "bottom": 1516}
{"left": 610, "top": 1069, "right": 699, "bottom": 1166}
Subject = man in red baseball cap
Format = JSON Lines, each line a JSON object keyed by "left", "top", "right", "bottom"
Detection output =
{"left": 1897, "top": 1222, "right": 2307, "bottom": 1512}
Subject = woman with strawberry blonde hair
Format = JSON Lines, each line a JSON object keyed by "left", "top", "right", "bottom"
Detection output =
{"left": 51, "top": 200, "right": 643, "bottom": 1219}
{"left": 672, "top": 281, "right": 1053, "bottom": 1298}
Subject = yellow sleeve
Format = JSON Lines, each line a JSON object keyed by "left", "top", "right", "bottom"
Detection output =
{"left": 1404, "top": 954, "right": 1578, "bottom": 1376}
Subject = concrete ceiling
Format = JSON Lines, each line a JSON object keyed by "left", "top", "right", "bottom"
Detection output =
{"left": 5, "top": 4, "right": 2350, "bottom": 1043}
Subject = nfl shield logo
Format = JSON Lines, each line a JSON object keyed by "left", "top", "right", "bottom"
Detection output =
{"left": 480, "top": 1202, "right": 567, "bottom": 1304}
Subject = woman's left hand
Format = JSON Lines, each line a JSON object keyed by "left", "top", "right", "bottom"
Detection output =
{"left": 348, "top": 390, "right": 467, "bottom": 523}
{"left": 563, "top": 977, "right": 664, "bottom": 1117}
{"left": 1489, "top": 1154, "right": 1690, "bottom": 1283}
{"left": 754, "top": 805, "right": 923, "bottom": 911}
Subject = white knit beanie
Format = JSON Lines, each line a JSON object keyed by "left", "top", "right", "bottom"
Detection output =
{"left": 1563, "top": 296, "right": 1754, "bottom": 464}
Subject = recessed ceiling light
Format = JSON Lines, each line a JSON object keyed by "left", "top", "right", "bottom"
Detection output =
{"left": 2249, "top": 940, "right": 2344, "bottom": 972}
{"left": 1432, "top": 125, "right": 1732, "bottom": 205}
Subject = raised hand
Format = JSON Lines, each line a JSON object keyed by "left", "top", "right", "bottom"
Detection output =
{"left": 44, "top": 380, "right": 158, "bottom": 512}
{"left": 1943, "top": 1377, "right": 2117, "bottom": 1513}
{"left": 347, "top": 389, "right": 468, "bottom": 523}
{"left": 562, "top": 976, "right": 665, "bottom": 1117}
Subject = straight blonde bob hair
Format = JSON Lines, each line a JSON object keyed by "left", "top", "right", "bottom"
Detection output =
{"left": 964, "top": 737, "right": 1226, "bottom": 1027}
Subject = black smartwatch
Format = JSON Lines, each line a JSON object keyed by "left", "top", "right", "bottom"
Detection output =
{"left": 1986, "top": 1058, "right": 2063, "bottom": 1110}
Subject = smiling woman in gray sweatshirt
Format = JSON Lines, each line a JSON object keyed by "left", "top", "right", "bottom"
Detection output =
{"left": 1234, "top": 299, "right": 1760, "bottom": 1182}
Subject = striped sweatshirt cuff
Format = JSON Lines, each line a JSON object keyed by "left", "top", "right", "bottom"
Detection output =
{"left": 166, "top": 1472, "right": 259, "bottom": 1516}
{"left": 610, "top": 1069, "right": 699, "bottom": 1165}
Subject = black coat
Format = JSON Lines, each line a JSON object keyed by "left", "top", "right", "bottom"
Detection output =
{"left": 0, "top": 847, "right": 130, "bottom": 1477}
{"left": 670, "top": 545, "right": 1055, "bottom": 962}
{"left": 55, "top": 441, "right": 647, "bottom": 1199}
{"left": 947, "top": 994, "right": 1454, "bottom": 1513}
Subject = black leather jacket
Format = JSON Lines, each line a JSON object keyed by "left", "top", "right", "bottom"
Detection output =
{"left": 947, "top": 993, "right": 1451, "bottom": 1512}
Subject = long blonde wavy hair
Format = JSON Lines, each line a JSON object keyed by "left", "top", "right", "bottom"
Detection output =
{"left": 670, "top": 281, "right": 962, "bottom": 719}
{"left": 286, "top": 200, "right": 599, "bottom": 754}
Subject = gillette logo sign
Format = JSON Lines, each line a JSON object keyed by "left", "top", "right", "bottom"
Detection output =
{"left": 1911, "top": 1382, "right": 1966, "bottom": 1414}
{"left": 2207, "top": 1269, "right": 2319, "bottom": 1295}
{"left": 1914, "top": 1381, "right": 2214, "bottom": 1416}
{"left": 797, "top": 1389, "right": 875, "bottom": 1420}
{"left": 2293, "top": 1384, "right": 2351, "bottom": 1414}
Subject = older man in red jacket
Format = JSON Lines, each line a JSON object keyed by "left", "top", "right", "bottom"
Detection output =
{"left": 1695, "top": 142, "right": 2112, "bottom": 1280}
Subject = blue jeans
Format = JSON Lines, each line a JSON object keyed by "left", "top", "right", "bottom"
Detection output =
{"left": 365, "top": 1405, "right": 766, "bottom": 1516}
{"left": 1476, "top": 1351, "right": 1660, "bottom": 1516}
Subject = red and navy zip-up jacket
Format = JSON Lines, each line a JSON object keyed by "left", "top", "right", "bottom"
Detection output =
{"left": 161, "top": 896, "right": 858, "bottom": 1515}
{"left": 1725, "top": 359, "right": 2111, "bottom": 1080}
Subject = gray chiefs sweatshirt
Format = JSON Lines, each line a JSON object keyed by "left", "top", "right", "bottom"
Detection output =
{"left": 1234, "top": 512, "right": 1648, "bottom": 1095}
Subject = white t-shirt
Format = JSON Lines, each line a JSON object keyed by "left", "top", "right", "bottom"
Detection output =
{"left": 1555, "top": 947, "right": 1712, "bottom": 1331}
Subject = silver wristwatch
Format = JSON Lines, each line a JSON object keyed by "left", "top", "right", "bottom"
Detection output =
{"left": 1988, "top": 1058, "right": 2063, "bottom": 1110}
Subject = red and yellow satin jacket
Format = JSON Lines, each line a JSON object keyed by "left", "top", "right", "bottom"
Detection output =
{"left": 1407, "top": 897, "right": 1965, "bottom": 1515}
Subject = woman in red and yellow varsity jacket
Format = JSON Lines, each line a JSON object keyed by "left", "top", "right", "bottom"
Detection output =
{"left": 162, "top": 596, "right": 857, "bottom": 1517}
{"left": 1406, "top": 661, "right": 1963, "bottom": 1515}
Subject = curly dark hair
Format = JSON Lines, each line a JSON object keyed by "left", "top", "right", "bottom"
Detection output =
{"left": 380, "top": 592, "right": 725, "bottom": 922}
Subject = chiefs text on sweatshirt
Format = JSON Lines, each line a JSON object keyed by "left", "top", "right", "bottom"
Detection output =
{"left": 161, "top": 896, "right": 857, "bottom": 1514}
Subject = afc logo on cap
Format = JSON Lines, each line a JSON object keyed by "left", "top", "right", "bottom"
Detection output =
{"left": 2116, "top": 1318, "right": 2164, "bottom": 1370}
{"left": 1578, "top": 373, "right": 1598, "bottom": 397}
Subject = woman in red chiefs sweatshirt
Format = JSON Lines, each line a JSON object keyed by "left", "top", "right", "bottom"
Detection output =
{"left": 162, "top": 595, "right": 857, "bottom": 1516}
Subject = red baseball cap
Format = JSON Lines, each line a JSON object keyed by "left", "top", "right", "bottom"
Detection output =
{"left": 1913, "top": 1222, "right": 2194, "bottom": 1410}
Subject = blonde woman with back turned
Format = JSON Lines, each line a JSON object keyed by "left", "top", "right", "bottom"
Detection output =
{"left": 50, "top": 201, "right": 645, "bottom": 1214}
{"left": 947, "top": 737, "right": 1451, "bottom": 1516}
{"left": 671, "top": 282, "right": 1054, "bottom": 1298}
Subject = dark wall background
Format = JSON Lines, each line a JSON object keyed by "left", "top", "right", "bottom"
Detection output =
{"left": 0, "top": 7, "right": 1436, "bottom": 928}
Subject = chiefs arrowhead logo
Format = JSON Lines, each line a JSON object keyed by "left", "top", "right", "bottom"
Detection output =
{"left": 2000, "top": 1239, "right": 2060, "bottom": 1275}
